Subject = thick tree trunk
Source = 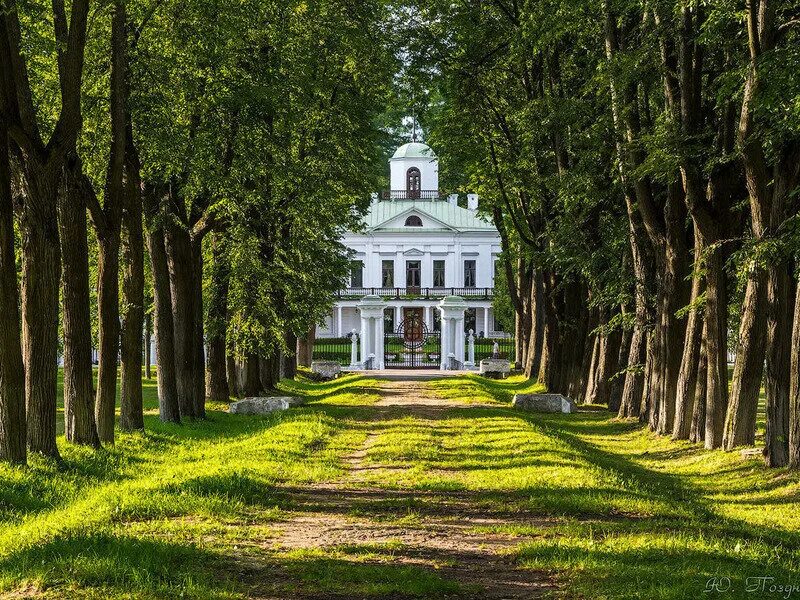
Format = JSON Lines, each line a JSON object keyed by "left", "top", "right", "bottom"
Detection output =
{"left": 244, "top": 354, "right": 260, "bottom": 396}
{"left": 282, "top": 330, "right": 298, "bottom": 380}
{"left": 673, "top": 236, "right": 704, "bottom": 439}
{"left": 764, "top": 264, "right": 793, "bottom": 467}
{"left": 227, "top": 354, "right": 241, "bottom": 398}
{"left": 609, "top": 322, "right": 631, "bottom": 413}
{"left": 22, "top": 196, "right": 62, "bottom": 458}
{"left": 119, "top": 200, "right": 144, "bottom": 430}
{"left": 144, "top": 313, "right": 152, "bottom": 379}
{"left": 166, "top": 225, "right": 197, "bottom": 419}
{"left": 297, "top": 326, "right": 315, "bottom": 368}
{"left": 724, "top": 265, "right": 768, "bottom": 449}
{"left": 704, "top": 241, "right": 728, "bottom": 449}
{"left": 789, "top": 280, "right": 800, "bottom": 468}
{"left": 58, "top": 162, "right": 99, "bottom": 447}
{"left": 690, "top": 320, "right": 708, "bottom": 444}
{"left": 95, "top": 235, "right": 121, "bottom": 442}
{"left": 191, "top": 240, "right": 205, "bottom": 417}
{"left": 145, "top": 218, "right": 180, "bottom": 423}
{"left": 584, "top": 333, "right": 600, "bottom": 405}
{"left": 0, "top": 124, "right": 26, "bottom": 464}
{"left": 524, "top": 270, "right": 544, "bottom": 379}
{"left": 206, "top": 233, "right": 229, "bottom": 402}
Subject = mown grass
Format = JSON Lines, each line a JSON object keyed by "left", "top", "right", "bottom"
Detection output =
{"left": 2, "top": 371, "right": 798, "bottom": 599}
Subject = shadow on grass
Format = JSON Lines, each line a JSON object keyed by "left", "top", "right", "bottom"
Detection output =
{"left": 0, "top": 531, "right": 236, "bottom": 598}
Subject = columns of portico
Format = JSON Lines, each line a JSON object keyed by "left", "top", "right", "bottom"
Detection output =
{"left": 359, "top": 295, "right": 388, "bottom": 369}
{"left": 337, "top": 306, "right": 343, "bottom": 336}
{"left": 438, "top": 295, "right": 467, "bottom": 370}
{"left": 483, "top": 306, "right": 490, "bottom": 336}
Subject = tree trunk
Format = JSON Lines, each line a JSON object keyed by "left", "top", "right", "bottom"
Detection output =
{"left": 673, "top": 236, "right": 704, "bottom": 439}
{"left": 191, "top": 239, "right": 205, "bottom": 417}
{"left": 764, "top": 264, "right": 793, "bottom": 467}
{"left": 282, "top": 330, "right": 298, "bottom": 380}
{"left": 206, "top": 234, "right": 230, "bottom": 402}
{"left": 226, "top": 354, "right": 241, "bottom": 398}
{"left": 690, "top": 319, "right": 708, "bottom": 443}
{"left": 524, "top": 270, "right": 544, "bottom": 379}
{"left": 22, "top": 195, "right": 62, "bottom": 458}
{"left": 724, "top": 265, "right": 768, "bottom": 449}
{"left": 95, "top": 235, "right": 120, "bottom": 442}
{"left": 244, "top": 353, "right": 260, "bottom": 396}
{"left": 0, "top": 123, "right": 26, "bottom": 464}
{"left": 704, "top": 240, "right": 728, "bottom": 449}
{"left": 145, "top": 213, "right": 180, "bottom": 423}
{"left": 789, "top": 280, "right": 800, "bottom": 468}
{"left": 609, "top": 323, "right": 630, "bottom": 413}
{"left": 297, "top": 326, "right": 315, "bottom": 368}
{"left": 58, "top": 161, "right": 99, "bottom": 447}
{"left": 144, "top": 313, "right": 152, "bottom": 379}
{"left": 119, "top": 172, "right": 144, "bottom": 431}
{"left": 166, "top": 225, "right": 197, "bottom": 419}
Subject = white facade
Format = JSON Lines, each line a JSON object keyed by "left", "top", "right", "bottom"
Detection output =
{"left": 318, "top": 141, "right": 506, "bottom": 341}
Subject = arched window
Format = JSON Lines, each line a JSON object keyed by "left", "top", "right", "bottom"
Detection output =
{"left": 404, "top": 215, "right": 423, "bottom": 227}
{"left": 406, "top": 167, "right": 421, "bottom": 198}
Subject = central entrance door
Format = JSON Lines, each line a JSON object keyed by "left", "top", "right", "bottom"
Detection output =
{"left": 406, "top": 262, "right": 421, "bottom": 295}
{"left": 384, "top": 308, "right": 440, "bottom": 369}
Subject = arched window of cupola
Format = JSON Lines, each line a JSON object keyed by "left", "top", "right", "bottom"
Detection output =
{"left": 406, "top": 167, "right": 421, "bottom": 198}
{"left": 404, "top": 215, "right": 423, "bottom": 227}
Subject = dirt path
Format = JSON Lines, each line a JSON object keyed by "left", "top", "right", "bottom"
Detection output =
{"left": 246, "top": 379, "right": 558, "bottom": 599}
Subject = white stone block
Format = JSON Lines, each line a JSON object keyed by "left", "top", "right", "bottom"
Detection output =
{"left": 228, "top": 396, "right": 302, "bottom": 415}
{"left": 479, "top": 358, "right": 510, "bottom": 375}
{"left": 512, "top": 394, "right": 575, "bottom": 414}
{"left": 311, "top": 360, "right": 341, "bottom": 380}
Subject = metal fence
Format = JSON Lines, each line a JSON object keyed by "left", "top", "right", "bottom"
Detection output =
{"left": 312, "top": 336, "right": 355, "bottom": 366}
{"left": 472, "top": 336, "right": 515, "bottom": 363}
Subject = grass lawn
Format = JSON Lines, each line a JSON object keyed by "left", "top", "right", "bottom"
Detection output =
{"left": 0, "top": 372, "right": 797, "bottom": 598}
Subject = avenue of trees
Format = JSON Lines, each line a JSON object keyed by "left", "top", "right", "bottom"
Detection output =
{"left": 0, "top": 0, "right": 394, "bottom": 465}
{"left": 406, "top": 0, "right": 800, "bottom": 466}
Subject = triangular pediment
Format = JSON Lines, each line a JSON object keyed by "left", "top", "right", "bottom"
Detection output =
{"left": 404, "top": 248, "right": 424, "bottom": 256}
{"left": 368, "top": 206, "right": 456, "bottom": 231}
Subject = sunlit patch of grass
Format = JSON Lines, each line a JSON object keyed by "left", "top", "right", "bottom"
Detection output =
{"left": 278, "top": 546, "right": 462, "bottom": 597}
{"left": 427, "top": 373, "right": 544, "bottom": 404}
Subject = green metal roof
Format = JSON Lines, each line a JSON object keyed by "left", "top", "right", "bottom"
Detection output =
{"left": 391, "top": 142, "right": 437, "bottom": 160}
{"left": 358, "top": 201, "right": 496, "bottom": 232}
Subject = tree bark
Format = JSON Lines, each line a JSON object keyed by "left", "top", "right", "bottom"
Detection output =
{"left": 0, "top": 121, "right": 26, "bottom": 464}
{"left": 58, "top": 159, "right": 99, "bottom": 447}
{"left": 166, "top": 224, "right": 197, "bottom": 419}
{"left": 144, "top": 312, "right": 152, "bottom": 379}
{"left": 227, "top": 354, "right": 241, "bottom": 398}
{"left": 297, "top": 326, "right": 315, "bottom": 368}
{"left": 94, "top": 234, "right": 120, "bottom": 442}
{"left": 191, "top": 238, "right": 205, "bottom": 417}
{"left": 724, "top": 265, "right": 767, "bottom": 449}
{"left": 119, "top": 152, "right": 144, "bottom": 431}
{"left": 282, "top": 330, "right": 298, "bottom": 380}
{"left": 144, "top": 193, "right": 180, "bottom": 423}
{"left": 206, "top": 233, "right": 230, "bottom": 402}
{"left": 704, "top": 239, "right": 728, "bottom": 449}
{"left": 244, "top": 353, "right": 260, "bottom": 396}
{"left": 690, "top": 319, "right": 708, "bottom": 444}
{"left": 764, "top": 264, "right": 793, "bottom": 467}
{"left": 789, "top": 280, "right": 800, "bottom": 468}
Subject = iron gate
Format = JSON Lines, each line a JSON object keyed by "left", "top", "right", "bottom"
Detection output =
{"left": 384, "top": 313, "right": 441, "bottom": 369}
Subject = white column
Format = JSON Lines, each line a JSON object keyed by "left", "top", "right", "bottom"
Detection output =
{"left": 337, "top": 306, "right": 343, "bottom": 336}
{"left": 424, "top": 305, "right": 432, "bottom": 329}
{"left": 395, "top": 305, "right": 402, "bottom": 328}
{"left": 440, "top": 316, "right": 450, "bottom": 370}
{"left": 466, "top": 329, "right": 475, "bottom": 367}
{"left": 438, "top": 295, "right": 467, "bottom": 370}
{"left": 484, "top": 306, "right": 490, "bottom": 336}
{"left": 360, "top": 313, "right": 371, "bottom": 364}
{"left": 375, "top": 315, "right": 385, "bottom": 369}
{"left": 350, "top": 330, "right": 359, "bottom": 366}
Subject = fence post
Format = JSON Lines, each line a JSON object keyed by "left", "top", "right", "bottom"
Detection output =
{"left": 350, "top": 330, "right": 359, "bottom": 367}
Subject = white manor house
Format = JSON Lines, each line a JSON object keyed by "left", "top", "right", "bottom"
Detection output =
{"left": 316, "top": 139, "right": 509, "bottom": 370}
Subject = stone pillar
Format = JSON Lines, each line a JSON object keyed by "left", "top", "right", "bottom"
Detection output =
{"left": 358, "top": 295, "right": 388, "bottom": 369}
{"left": 350, "top": 329, "right": 359, "bottom": 367}
{"left": 466, "top": 329, "right": 475, "bottom": 368}
{"left": 337, "top": 306, "right": 343, "bottom": 337}
{"left": 424, "top": 305, "right": 432, "bottom": 330}
{"left": 394, "top": 305, "right": 402, "bottom": 330}
{"left": 438, "top": 295, "right": 467, "bottom": 370}
{"left": 484, "top": 306, "right": 490, "bottom": 336}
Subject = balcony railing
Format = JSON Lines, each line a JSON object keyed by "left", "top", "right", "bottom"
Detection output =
{"left": 381, "top": 190, "right": 444, "bottom": 200}
{"left": 337, "top": 287, "right": 493, "bottom": 300}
